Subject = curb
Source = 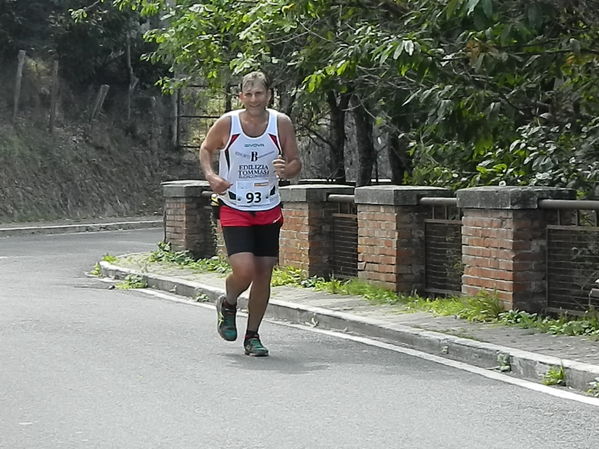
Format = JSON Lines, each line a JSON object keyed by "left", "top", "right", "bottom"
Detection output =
{"left": 100, "top": 261, "right": 599, "bottom": 395}
{"left": 0, "top": 220, "right": 162, "bottom": 237}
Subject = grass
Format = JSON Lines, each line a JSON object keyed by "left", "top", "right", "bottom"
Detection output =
{"left": 542, "top": 365, "right": 566, "bottom": 386}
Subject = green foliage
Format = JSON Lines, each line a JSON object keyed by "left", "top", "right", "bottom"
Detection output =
{"left": 0, "top": 0, "right": 165, "bottom": 86}
{"left": 148, "top": 241, "right": 195, "bottom": 264}
{"left": 89, "top": 263, "right": 102, "bottom": 276}
{"left": 587, "top": 377, "right": 599, "bottom": 397}
{"left": 0, "top": 0, "right": 60, "bottom": 60}
{"left": 53, "top": 0, "right": 166, "bottom": 86}
{"left": 6, "top": 0, "right": 599, "bottom": 191}
{"left": 402, "top": 291, "right": 503, "bottom": 322}
{"left": 101, "top": 253, "right": 119, "bottom": 264}
{"left": 497, "top": 309, "right": 599, "bottom": 337}
{"left": 497, "top": 353, "right": 512, "bottom": 372}
{"left": 313, "top": 278, "right": 402, "bottom": 303}
{"left": 542, "top": 365, "right": 566, "bottom": 386}
{"left": 271, "top": 266, "right": 309, "bottom": 287}
{"left": 148, "top": 242, "right": 231, "bottom": 274}
{"left": 115, "top": 273, "right": 148, "bottom": 289}
{"left": 110, "top": 0, "right": 599, "bottom": 193}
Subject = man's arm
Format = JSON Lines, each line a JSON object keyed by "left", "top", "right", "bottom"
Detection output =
{"left": 199, "top": 116, "right": 232, "bottom": 194}
{"left": 273, "top": 113, "right": 302, "bottom": 179}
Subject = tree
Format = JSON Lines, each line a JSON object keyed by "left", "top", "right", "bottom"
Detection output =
{"left": 83, "top": 0, "right": 599, "bottom": 193}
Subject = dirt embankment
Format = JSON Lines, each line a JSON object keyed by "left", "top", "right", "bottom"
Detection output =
{"left": 0, "top": 58, "right": 200, "bottom": 223}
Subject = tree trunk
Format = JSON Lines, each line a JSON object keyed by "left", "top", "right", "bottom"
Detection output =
{"left": 12, "top": 50, "right": 26, "bottom": 123}
{"left": 353, "top": 99, "right": 375, "bottom": 187}
{"left": 387, "top": 130, "right": 411, "bottom": 184}
{"left": 327, "top": 91, "right": 350, "bottom": 183}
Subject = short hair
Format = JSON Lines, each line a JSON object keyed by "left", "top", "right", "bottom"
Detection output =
{"left": 240, "top": 71, "right": 270, "bottom": 91}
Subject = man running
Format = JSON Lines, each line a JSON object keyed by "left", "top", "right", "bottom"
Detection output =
{"left": 199, "top": 71, "right": 301, "bottom": 356}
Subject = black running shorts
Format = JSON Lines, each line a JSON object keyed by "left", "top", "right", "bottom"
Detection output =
{"left": 219, "top": 204, "right": 284, "bottom": 257}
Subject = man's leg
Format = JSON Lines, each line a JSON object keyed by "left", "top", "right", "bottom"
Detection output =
{"left": 242, "top": 256, "right": 276, "bottom": 356}
{"left": 215, "top": 252, "right": 254, "bottom": 342}
{"left": 225, "top": 252, "right": 256, "bottom": 306}
{"left": 246, "top": 256, "right": 277, "bottom": 332}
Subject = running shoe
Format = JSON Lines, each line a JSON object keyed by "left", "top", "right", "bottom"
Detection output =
{"left": 244, "top": 335, "right": 269, "bottom": 357}
{"left": 216, "top": 295, "right": 237, "bottom": 341}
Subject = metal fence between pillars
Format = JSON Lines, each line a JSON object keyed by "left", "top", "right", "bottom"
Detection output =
{"left": 419, "top": 197, "right": 463, "bottom": 297}
{"left": 539, "top": 199, "right": 599, "bottom": 314}
{"left": 327, "top": 194, "right": 358, "bottom": 279}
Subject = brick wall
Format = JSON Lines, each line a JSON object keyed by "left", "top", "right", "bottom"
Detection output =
{"left": 162, "top": 181, "right": 216, "bottom": 259}
{"left": 458, "top": 186, "right": 574, "bottom": 311}
{"left": 163, "top": 183, "right": 579, "bottom": 313}
{"left": 355, "top": 186, "right": 451, "bottom": 293}
{"left": 279, "top": 185, "right": 355, "bottom": 277}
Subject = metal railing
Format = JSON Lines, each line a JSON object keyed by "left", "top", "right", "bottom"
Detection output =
{"left": 420, "top": 197, "right": 463, "bottom": 296}
{"left": 327, "top": 194, "right": 358, "bottom": 279}
{"left": 540, "top": 199, "right": 599, "bottom": 312}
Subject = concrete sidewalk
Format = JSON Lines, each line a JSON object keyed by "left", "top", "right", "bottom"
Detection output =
{"left": 99, "top": 256, "right": 599, "bottom": 397}
{"left": 0, "top": 216, "right": 162, "bottom": 237}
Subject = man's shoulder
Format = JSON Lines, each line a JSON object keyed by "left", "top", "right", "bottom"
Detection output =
{"left": 270, "top": 109, "right": 292, "bottom": 123}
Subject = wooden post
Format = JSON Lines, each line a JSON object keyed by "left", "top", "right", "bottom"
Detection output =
{"left": 171, "top": 90, "right": 179, "bottom": 148}
{"left": 49, "top": 60, "right": 60, "bottom": 133}
{"left": 89, "top": 84, "right": 110, "bottom": 123}
{"left": 12, "top": 50, "right": 26, "bottom": 123}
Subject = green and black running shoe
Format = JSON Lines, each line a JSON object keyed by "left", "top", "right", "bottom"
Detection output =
{"left": 216, "top": 295, "right": 237, "bottom": 341}
{"left": 244, "top": 335, "right": 269, "bottom": 357}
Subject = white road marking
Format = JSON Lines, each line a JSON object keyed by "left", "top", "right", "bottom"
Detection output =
{"left": 138, "top": 289, "right": 599, "bottom": 407}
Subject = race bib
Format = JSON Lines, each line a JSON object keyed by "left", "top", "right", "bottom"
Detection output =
{"left": 235, "top": 179, "right": 272, "bottom": 206}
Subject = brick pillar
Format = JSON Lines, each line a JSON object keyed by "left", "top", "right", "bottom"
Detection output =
{"left": 457, "top": 186, "right": 574, "bottom": 312}
{"left": 279, "top": 185, "right": 354, "bottom": 276}
{"left": 162, "top": 180, "right": 216, "bottom": 259}
{"left": 355, "top": 186, "right": 452, "bottom": 293}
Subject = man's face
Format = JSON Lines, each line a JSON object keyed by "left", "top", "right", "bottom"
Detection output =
{"left": 238, "top": 82, "right": 271, "bottom": 111}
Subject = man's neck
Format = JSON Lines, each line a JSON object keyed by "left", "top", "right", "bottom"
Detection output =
{"left": 242, "top": 108, "right": 268, "bottom": 121}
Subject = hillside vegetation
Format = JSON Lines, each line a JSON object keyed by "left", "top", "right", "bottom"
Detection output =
{"left": 0, "top": 1, "right": 194, "bottom": 223}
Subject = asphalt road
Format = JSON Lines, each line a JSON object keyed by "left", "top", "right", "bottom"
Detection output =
{"left": 1, "top": 229, "right": 598, "bottom": 449}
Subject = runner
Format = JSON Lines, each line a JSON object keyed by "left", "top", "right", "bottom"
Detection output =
{"left": 199, "top": 71, "right": 301, "bottom": 356}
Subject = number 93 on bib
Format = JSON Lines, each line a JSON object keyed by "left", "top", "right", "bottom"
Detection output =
{"left": 236, "top": 180, "right": 272, "bottom": 205}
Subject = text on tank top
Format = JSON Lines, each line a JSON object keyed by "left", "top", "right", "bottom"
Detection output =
{"left": 218, "top": 108, "right": 282, "bottom": 211}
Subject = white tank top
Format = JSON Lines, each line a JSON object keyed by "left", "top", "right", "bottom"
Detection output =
{"left": 218, "top": 108, "right": 282, "bottom": 211}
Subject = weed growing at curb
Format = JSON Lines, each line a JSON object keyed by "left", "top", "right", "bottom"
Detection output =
{"left": 116, "top": 274, "right": 148, "bottom": 289}
{"left": 102, "top": 254, "right": 118, "bottom": 264}
{"left": 587, "top": 377, "right": 599, "bottom": 397}
{"left": 194, "top": 293, "right": 210, "bottom": 302}
{"left": 89, "top": 263, "right": 101, "bottom": 276}
{"left": 542, "top": 365, "right": 566, "bottom": 386}
{"left": 148, "top": 242, "right": 231, "bottom": 274}
{"left": 497, "top": 353, "right": 512, "bottom": 373}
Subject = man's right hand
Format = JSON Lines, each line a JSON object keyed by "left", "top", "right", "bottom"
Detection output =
{"left": 207, "top": 173, "right": 232, "bottom": 195}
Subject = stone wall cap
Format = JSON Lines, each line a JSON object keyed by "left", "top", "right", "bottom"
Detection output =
{"left": 162, "top": 180, "right": 211, "bottom": 198}
{"left": 457, "top": 186, "right": 576, "bottom": 209}
{"left": 280, "top": 184, "right": 355, "bottom": 202}
{"left": 354, "top": 185, "right": 452, "bottom": 206}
